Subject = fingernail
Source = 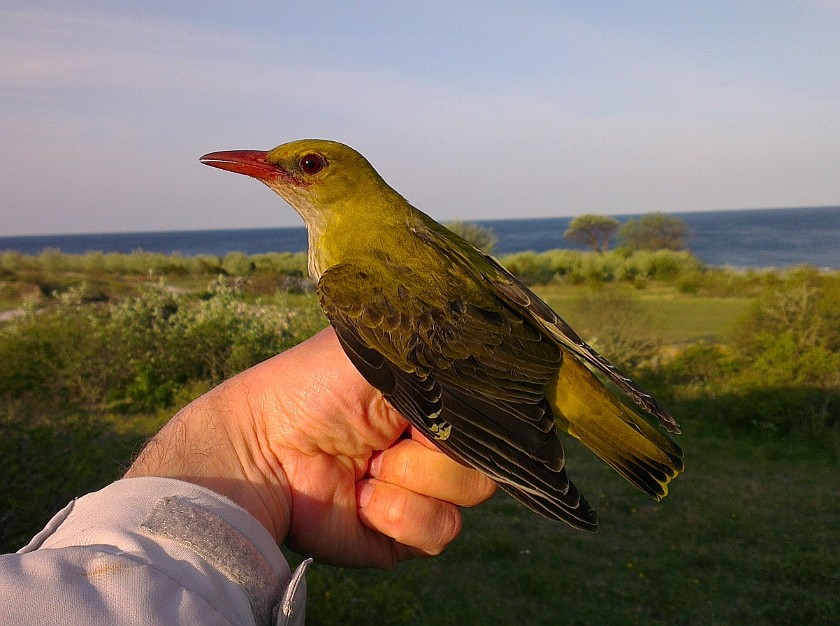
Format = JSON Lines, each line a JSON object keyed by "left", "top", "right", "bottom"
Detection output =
{"left": 368, "top": 451, "right": 384, "bottom": 478}
{"left": 358, "top": 481, "right": 374, "bottom": 508}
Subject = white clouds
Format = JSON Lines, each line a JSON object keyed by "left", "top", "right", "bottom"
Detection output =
{"left": 0, "top": 3, "right": 839, "bottom": 235}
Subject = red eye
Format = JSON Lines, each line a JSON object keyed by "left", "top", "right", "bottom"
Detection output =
{"left": 299, "top": 153, "right": 326, "bottom": 175}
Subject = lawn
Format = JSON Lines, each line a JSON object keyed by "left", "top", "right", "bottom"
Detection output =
{"left": 291, "top": 429, "right": 839, "bottom": 626}
{"left": 532, "top": 284, "right": 753, "bottom": 344}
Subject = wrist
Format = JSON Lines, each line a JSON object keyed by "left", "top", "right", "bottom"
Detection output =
{"left": 126, "top": 379, "right": 294, "bottom": 544}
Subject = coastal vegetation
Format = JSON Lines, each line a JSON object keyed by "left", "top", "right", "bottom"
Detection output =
{"left": 618, "top": 213, "right": 692, "bottom": 251}
{"left": 1, "top": 247, "right": 838, "bottom": 624}
{"left": 444, "top": 220, "right": 498, "bottom": 253}
{"left": 563, "top": 214, "right": 620, "bottom": 252}
{"left": 561, "top": 212, "right": 690, "bottom": 254}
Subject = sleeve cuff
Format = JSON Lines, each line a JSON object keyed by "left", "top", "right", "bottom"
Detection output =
{"left": 23, "top": 477, "right": 310, "bottom": 626}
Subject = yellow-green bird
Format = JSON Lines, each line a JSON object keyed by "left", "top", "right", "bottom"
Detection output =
{"left": 200, "top": 140, "right": 683, "bottom": 531}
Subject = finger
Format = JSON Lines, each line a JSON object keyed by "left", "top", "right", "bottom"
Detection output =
{"left": 356, "top": 479, "right": 462, "bottom": 557}
{"left": 368, "top": 438, "right": 496, "bottom": 508}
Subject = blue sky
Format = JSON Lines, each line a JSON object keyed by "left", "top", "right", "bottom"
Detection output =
{"left": 2, "top": 1, "right": 839, "bottom": 235}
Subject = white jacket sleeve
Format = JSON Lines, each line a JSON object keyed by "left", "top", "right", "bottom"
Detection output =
{"left": 0, "top": 477, "right": 311, "bottom": 626}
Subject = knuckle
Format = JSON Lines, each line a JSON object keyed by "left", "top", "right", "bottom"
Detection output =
{"left": 425, "top": 505, "right": 462, "bottom": 555}
{"left": 460, "top": 472, "right": 497, "bottom": 506}
{"left": 380, "top": 489, "right": 411, "bottom": 527}
{"left": 438, "top": 505, "right": 462, "bottom": 544}
{"left": 391, "top": 448, "right": 418, "bottom": 484}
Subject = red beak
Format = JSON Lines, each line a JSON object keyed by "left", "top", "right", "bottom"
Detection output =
{"left": 200, "top": 150, "right": 280, "bottom": 181}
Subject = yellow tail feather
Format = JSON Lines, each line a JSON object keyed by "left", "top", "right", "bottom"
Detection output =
{"left": 547, "top": 348, "right": 684, "bottom": 500}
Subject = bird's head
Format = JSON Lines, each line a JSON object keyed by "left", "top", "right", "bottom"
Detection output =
{"left": 200, "top": 139, "right": 404, "bottom": 232}
{"left": 201, "top": 139, "right": 411, "bottom": 277}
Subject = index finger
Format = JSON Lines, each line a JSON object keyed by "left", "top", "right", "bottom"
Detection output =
{"left": 368, "top": 437, "right": 497, "bottom": 508}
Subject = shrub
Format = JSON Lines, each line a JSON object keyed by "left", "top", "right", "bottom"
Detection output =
{"left": 0, "top": 276, "right": 329, "bottom": 553}
{"left": 0, "top": 251, "right": 23, "bottom": 272}
{"left": 445, "top": 221, "right": 498, "bottom": 253}
{"left": 734, "top": 275, "right": 840, "bottom": 395}
{"left": 618, "top": 213, "right": 691, "bottom": 251}
{"left": 250, "top": 252, "right": 309, "bottom": 276}
{"left": 663, "top": 343, "right": 738, "bottom": 392}
{"left": 186, "top": 254, "right": 223, "bottom": 275}
{"left": 222, "top": 252, "right": 256, "bottom": 276}
{"left": 571, "top": 289, "right": 661, "bottom": 371}
{"left": 39, "top": 248, "right": 72, "bottom": 275}
{"left": 500, "top": 252, "right": 556, "bottom": 285}
{"left": 657, "top": 273, "right": 840, "bottom": 438}
{"left": 681, "top": 267, "right": 773, "bottom": 298}
{"left": 497, "top": 249, "right": 705, "bottom": 286}
{"left": 0, "top": 280, "right": 327, "bottom": 414}
{"left": 645, "top": 253, "right": 682, "bottom": 280}
{"left": 81, "top": 251, "right": 107, "bottom": 276}
{"left": 563, "top": 214, "right": 619, "bottom": 252}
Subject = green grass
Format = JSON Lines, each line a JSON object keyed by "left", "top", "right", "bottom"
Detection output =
{"left": 532, "top": 284, "right": 753, "bottom": 344}
{"left": 290, "top": 430, "right": 839, "bottom": 625}
{"left": 640, "top": 296, "right": 753, "bottom": 343}
{"left": 3, "top": 397, "right": 836, "bottom": 624}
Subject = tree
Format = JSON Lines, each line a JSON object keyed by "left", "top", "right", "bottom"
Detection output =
{"left": 563, "top": 214, "right": 619, "bottom": 252}
{"left": 445, "top": 221, "right": 497, "bottom": 253}
{"left": 618, "top": 213, "right": 691, "bottom": 251}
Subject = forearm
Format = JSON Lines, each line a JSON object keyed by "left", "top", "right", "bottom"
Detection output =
{"left": 124, "top": 375, "right": 293, "bottom": 544}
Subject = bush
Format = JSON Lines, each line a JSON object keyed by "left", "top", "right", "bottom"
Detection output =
{"left": 0, "top": 276, "right": 328, "bottom": 553}
{"left": 618, "top": 213, "right": 691, "bottom": 251}
{"left": 0, "top": 251, "right": 23, "bottom": 273}
{"left": 251, "top": 252, "right": 308, "bottom": 276}
{"left": 445, "top": 221, "right": 497, "bottom": 253}
{"left": 653, "top": 273, "right": 840, "bottom": 438}
{"left": 497, "top": 249, "right": 705, "bottom": 286}
{"left": 186, "top": 254, "right": 223, "bottom": 275}
{"left": 222, "top": 252, "right": 255, "bottom": 276}
{"left": 682, "top": 267, "right": 777, "bottom": 298}
{"left": 0, "top": 280, "right": 327, "bottom": 414}
{"left": 500, "top": 252, "right": 556, "bottom": 285}
{"left": 735, "top": 273, "right": 840, "bottom": 384}
{"left": 664, "top": 343, "right": 737, "bottom": 390}
{"left": 571, "top": 289, "right": 661, "bottom": 371}
{"left": 563, "top": 214, "right": 619, "bottom": 252}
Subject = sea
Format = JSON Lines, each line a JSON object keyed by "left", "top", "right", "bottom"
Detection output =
{"left": 2, "top": 206, "right": 840, "bottom": 270}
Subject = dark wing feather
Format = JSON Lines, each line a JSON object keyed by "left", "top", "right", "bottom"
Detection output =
{"left": 321, "top": 263, "right": 598, "bottom": 530}
{"left": 415, "top": 223, "right": 680, "bottom": 434}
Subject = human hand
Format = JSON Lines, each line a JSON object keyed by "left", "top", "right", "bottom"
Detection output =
{"left": 125, "top": 327, "right": 496, "bottom": 569}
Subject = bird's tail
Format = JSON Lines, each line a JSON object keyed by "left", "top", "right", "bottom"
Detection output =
{"left": 547, "top": 348, "right": 684, "bottom": 500}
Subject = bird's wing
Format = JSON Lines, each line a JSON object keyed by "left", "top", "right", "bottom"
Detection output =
{"left": 410, "top": 223, "right": 684, "bottom": 499}
{"left": 318, "top": 259, "right": 598, "bottom": 530}
{"left": 418, "top": 224, "right": 681, "bottom": 434}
